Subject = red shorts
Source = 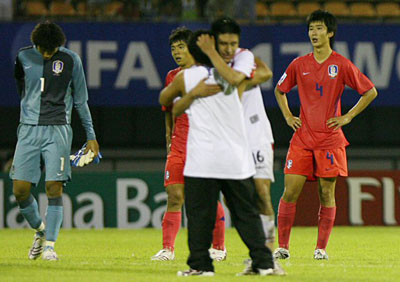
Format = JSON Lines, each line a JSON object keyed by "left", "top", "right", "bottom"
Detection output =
{"left": 164, "top": 149, "right": 186, "bottom": 187}
{"left": 284, "top": 144, "right": 348, "bottom": 181}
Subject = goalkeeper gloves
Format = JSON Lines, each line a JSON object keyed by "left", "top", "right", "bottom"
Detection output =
{"left": 70, "top": 143, "right": 102, "bottom": 167}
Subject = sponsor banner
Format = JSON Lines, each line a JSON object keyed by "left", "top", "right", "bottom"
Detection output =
{"left": 1, "top": 171, "right": 399, "bottom": 228}
{"left": 294, "top": 171, "right": 400, "bottom": 226}
{"left": 1, "top": 22, "right": 400, "bottom": 107}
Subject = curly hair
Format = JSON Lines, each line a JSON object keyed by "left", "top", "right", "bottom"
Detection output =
{"left": 31, "top": 20, "right": 66, "bottom": 52}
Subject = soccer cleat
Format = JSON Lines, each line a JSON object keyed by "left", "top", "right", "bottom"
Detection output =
{"left": 273, "top": 247, "right": 290, "bottom": 260}
{"left": 209, "top": 247, "right": 227, "bottom": 261}
{"left": 239, "top": 258, "right": 286, "bottom": 276}
{"left": 177, "top": 269, "right": 215, "bottom": 276}
{"left": 237, "top": 266, "right": 274, "bottom": 276}
{"left": 151, "top": 248, "right": 175, "bottom": 261}
{"left": 314, "top": 248, "right": 329, "bottom": 260}
{"left": 42, "top": 246, "right": 59, "bottom": 261}
{"left": 28, "top": 234, "right": 45, "bottom": 260}
{"left": 273, "top": 260, "right": 287, "bottom": 275}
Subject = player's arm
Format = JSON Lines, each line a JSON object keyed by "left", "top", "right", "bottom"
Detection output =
{"left": 159, "top": 72, "right": 184, "bottom": 107}
{"left": 71, "top": 54, "right": 99, "bottom": 157}
{"left": 196, "top": 34, "right": 246, "bottom": 86}
{"left": 14, "top": 55, "right": 25, "bottom": 96}
{"left": 246, "top": 57, "right": 273, "bottom": 88}
{"left": 327, "top": 87, "right": 378, "bottom": 130}
{"left": 172, "top": 78, "right": 221, "bottom": 117}
{"left": 275, "top": 86, "right": 302, "bottom": 131}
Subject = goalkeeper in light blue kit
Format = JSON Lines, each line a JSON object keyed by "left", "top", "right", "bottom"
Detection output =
{"left": 10, "top": 20, "right": 100, "bottom": 261}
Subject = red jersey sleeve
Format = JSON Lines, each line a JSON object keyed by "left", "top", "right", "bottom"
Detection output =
{"left": 161, "top": 68, "right": 181, "bottom": 112}
{"left": 343, "top": 60, "right": 375, "bottom": 95}
{"left": 277, "top": 58, "right": 298, "bottom": 93}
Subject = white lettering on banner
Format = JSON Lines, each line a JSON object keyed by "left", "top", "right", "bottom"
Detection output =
{"left": 6, "top": 195, "right": 29, "bottom": 228}
{"left": 353, "top": 42, "right": 396, "bottom": 88}
{"left": 347, "top": 177, "right": 379, "bottom": 225}
{"left": 251, "top": 43, "right": 273, "bottom": 91}
{"left": 151, "top": 192, "right": 167, "bottom": 228}
{"left": 117, "top": 178, "right": 151, "bottom": 228}
{"left": 115, "top": 42, "right": 162, "bottom": 89}
{"left": 382, "top": 178, "right": 397, "bottom": 225}
{"left": 87, "top": 41, "right": 118, "bottom": 88}
{"left": 334, "top": 42, "right": 350, "bottom": 59}
{"left": 0, "top": 180, "right": 3, "bottom": 228}
{"left": 280, "top": 43, "right": 312, "bottom": 59}
{"left": 67, "top": 41, "right": 82, "bottom": 58}
{"left": 74, "top": 192, "right": 104, "bottom": 228}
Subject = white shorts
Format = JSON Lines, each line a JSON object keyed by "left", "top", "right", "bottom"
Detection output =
{"left": 251, "top": 143, "right": 274, "bottom": 181}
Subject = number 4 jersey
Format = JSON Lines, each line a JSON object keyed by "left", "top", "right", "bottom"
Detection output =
{"left": 277, "top": 51, "right": 374, "bottom": 150}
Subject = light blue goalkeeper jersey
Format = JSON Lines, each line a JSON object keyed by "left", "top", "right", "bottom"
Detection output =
{"left": 14, "top": 46, "right": 96, "bottom": 140}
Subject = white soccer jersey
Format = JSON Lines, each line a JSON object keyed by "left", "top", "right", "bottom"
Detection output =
{"left": 232, "top": 48, "right": 274, "bottom": 148}
{"left": 242, "top": 86, "right": 274, "bottom": 147}
{"left": 183, "top": 65, "right": 255, "bottom": 179}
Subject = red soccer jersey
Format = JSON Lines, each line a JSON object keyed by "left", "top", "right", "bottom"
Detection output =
{"left": 162, "top": 67, "right": 189, "bottom": 154}
{"left": 277, "top": 51, "right": 375, "bottom": 149}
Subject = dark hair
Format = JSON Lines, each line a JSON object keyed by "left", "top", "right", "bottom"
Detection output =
{"left": 307, "top": 10, "right": 337, "bottom": 48}
{"left": 169, "top": 26, "right": 193, "bottom": 46}
{"left": 31, "top": 20, "right": 66, "bottom": 53}
{"left": 188, "top": 30, "right": 213, "bottom": 67}
{"left": 211, "top": 17, "right": 241, "bottom": 39}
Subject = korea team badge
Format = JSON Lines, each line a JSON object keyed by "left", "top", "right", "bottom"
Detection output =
{"left": 52, "top": 60, "right": 64, "bottom": 76}
{"left": 328, "top": 65, "right": 338, "bottom": 78}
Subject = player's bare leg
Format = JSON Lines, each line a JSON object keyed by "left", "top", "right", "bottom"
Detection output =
{"left": 13, "top": 180, "right": 46, "bottom": 260}
{"left": 254, "top": 178, "right": 275, "bottom": 251}
{"left": 274, "top": 174, "right": 307, "bottom": 259}
{"left": 152, "top": 183, "right": 184, "bottom": 260}
{"left": 315, "top": 177, "right": 337, "bottom": 260}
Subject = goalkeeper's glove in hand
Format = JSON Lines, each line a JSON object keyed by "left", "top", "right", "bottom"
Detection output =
{"left": 70, "top": 143, "right": 102, "bottom": 167}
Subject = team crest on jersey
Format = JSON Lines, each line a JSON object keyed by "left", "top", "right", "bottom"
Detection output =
{"left": 328, "top": 65, "right": 338, "bottom": 78}
{"left": 278, "top": 72, "right": 287, "bottom": 86}
{"left": 287, "top": 159, "right": 293, "bottom": 169}
{"left": 52, "top": 60, "right": 64, "bottom": 75}
{"left": 165, "top": 171, "right": 170, "bottom": 180}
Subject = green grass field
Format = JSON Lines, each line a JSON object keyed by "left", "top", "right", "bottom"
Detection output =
{"left": 1, "top": 227, "right": 399, "bottom": 281}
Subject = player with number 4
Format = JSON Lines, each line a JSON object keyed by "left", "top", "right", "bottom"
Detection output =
{"left": 274, "top": 10, "right": 377, "bottom": 260}
{"left": 10, "top": 20, "right": 99, "bottom": 261}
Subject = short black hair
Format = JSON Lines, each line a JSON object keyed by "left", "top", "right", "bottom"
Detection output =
{"left": 31, "top": 20, "right": 66, "bottom": 53}
{"left": 169, "top": 26, "right": 192, "bottom": 46}
{"left": 307, "top": 10, "right": 337, "bottom": 48}
{"left": 211, "top": 17, "right": 241, "bottom": 39}
{"left": 188, "top": 30, "right": 213, "bottom": 67}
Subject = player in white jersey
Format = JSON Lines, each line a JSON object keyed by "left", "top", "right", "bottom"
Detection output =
{"left": 198, "top": 17, "right": 276, "bottom": 251}
{"left": 160, "top": 30, "right": 281, "bottom": 277}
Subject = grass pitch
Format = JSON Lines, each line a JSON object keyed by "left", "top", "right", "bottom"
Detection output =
{"left": 0, "top": 227, "right": 399, "bottom": 281}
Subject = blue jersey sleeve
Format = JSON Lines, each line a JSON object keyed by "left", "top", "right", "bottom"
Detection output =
{"left": 72, "top": 54, "right": 96, "bottom": 140}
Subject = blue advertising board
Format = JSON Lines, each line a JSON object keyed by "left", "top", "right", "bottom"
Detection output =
{"left": 0, "top": 22, "right": 398, "bottom": 107}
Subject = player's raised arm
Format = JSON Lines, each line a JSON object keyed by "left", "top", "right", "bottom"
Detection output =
{"left": 247, "top": 57, "right": 273, "bottom": 88}
{"left": 327, "top": 87, "right": 378, "bottom": 130}
{"left": 275, "top": 86, "right": 301, "bottom": 131}
{"left": 197, "top": 34, "right": 246, "bottom": 86}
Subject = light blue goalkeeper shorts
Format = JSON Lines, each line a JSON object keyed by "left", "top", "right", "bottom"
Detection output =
{"left": 10, "top": 124, "right": 73, "bottom": 185}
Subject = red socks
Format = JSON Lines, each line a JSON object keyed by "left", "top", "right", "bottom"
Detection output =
{"left": 162, "top": 211, "right": 181, "bottom": 251}
{"left": 277, "top": 199, "right": 296, "bottom": 249}
{"left": 162, "top": 203, "right": 226, "bottom": 251}
{"left": 316, "top": 206, "right": 336, "bottom": 250}
{"left": 212, "top": 201, "right": 225, "bottom": 250}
